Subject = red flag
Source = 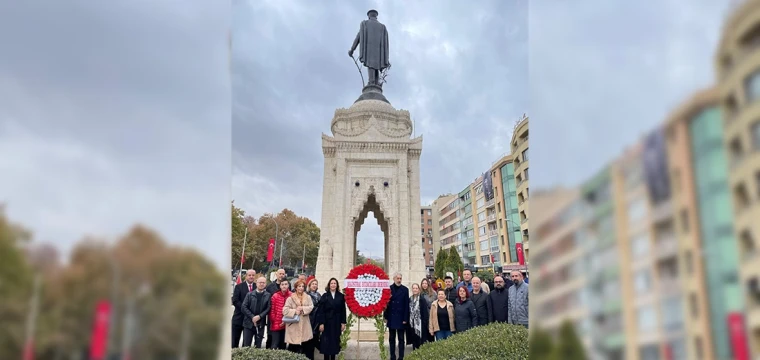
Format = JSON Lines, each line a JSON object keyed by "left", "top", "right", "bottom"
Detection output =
{"left": 89, "top": 301, "right": 111, "bottom": 360}
{"left": 266, "top": 238, "right": 275, "bottom": 262}
{"left": 236, "top": 274, "right": 242, "bottom": 284}
{"left": 240, "top": 254, "right": 245, "bottom": 264}
{"left": 490, "top": 254, "right": 495, "bottom": 263}
{"left": 516, "top": 243, "right": 525, "bottom": 265}
{"left": 22, "top": 340, "right": 33, "bottom": 360}
{"left": 728, "top": 312, "right": 750, "bottom": 360}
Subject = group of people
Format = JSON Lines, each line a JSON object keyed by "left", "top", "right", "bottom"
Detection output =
{"left": 231, "top": 268, "right": 528, "bottom": 360}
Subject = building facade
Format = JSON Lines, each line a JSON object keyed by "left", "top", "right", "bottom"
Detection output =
{"left": 717, "top": 1, "right": 760, "bottom": 355}
{"left": 511, "top": 115, "right": 530, "bottom": 263}
{"left": 421, "top": 205, "right": 435, "bottom": 272}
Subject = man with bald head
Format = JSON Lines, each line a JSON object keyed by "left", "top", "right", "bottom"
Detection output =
{"left": 508, "top": 270, "right": 529, "bottom": 328}
{"left": 470, "top": 277, "right": 490, "bottom": 327}
{"left": 232, "top": 270, "right": 257, "bottom": 347}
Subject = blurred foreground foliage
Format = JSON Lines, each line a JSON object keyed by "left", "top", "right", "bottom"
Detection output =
{"left": 0, "top": 207, "right": 226, "bottom": 359}
{"left": 529, "top": 320, "right": 586, "bottom": 360}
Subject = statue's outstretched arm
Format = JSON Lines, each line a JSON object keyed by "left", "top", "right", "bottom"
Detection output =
{"left": 350, "top": 31, "right": 360, "bottom": 54}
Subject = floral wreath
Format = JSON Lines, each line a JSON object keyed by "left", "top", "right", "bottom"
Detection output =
{"left": 344, "top": 263, "right": 391, "bottom": 318}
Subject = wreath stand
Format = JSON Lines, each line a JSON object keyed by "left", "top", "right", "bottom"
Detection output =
{"left": 339, "top": 263, "right": 391, "bottom": 360}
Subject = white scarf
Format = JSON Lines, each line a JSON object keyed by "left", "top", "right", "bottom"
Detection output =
{"left": 410, "top": 295, "right": 422, "bottom": 338}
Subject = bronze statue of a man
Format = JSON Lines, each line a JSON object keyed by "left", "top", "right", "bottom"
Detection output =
{"left": 349, "top": 9, "right": 390, "bottom": 87}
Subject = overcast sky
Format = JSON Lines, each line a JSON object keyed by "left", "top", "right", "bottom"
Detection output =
{"left": 0, "top": 1, "right": 734, "bottom": 269}
{"left": 231, "top": 0, "right": 528, "bottom": 256}
{"left": 531, "top": 1, "right": 732, "bottom": 189}
{"left": 0, "top": 1, "right": 230, "bottom": 268}
{"left": 232, "top": 0, "right": 734, "bottom": 257}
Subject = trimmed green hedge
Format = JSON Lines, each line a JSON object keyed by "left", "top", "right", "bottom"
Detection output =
{"left": 407, "top": 323, "right": 529, "bottom": 360}
{"left": 231, "top": 347, "right": 309, "bottom": 360}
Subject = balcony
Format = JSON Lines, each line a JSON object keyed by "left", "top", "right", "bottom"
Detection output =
{"left": 485, "top": 199, "right": 495, "bottom": 208}
{"left": 489, "top": 229, "right": 499, "bottom": 236}
{"left": 487, "top": 214, "right": 497, "bottom": 222}
{"left": 657, "top": 277, "right": 682, "bottom": 295}
{"left": 655, "top": 237, "right": 678, "bottom": 260}
{"left": 651, "top": 201, "right": 673, "bottom": 222}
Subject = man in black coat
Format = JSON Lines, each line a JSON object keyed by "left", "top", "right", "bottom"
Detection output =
{"left": 487, "top": 275, "right": 509, "bottom": 323}
{"left": 384, "top": 273, "right": 410, "bottom": 360}
{"left": 443, "top": 276, "right": 458, "bottom": 304}
{"left": 231, "top": 270, "right": 256, "bottom": 348}
{"left": 470, "top": 277, "right": 490, "bottom": 327}
{"left": 241, "top": 275, "right": 271, "bottom": 348}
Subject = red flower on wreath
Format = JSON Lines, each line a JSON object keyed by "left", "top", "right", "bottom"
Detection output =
{"left": 344, "top": 263, "right": 391, "bottom": 318}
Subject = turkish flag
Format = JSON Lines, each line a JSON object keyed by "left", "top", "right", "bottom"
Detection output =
{"left": 516, "top": 243, "right": 525, "bottom": 265}
{"left": 266, "top": 238, "right": 275, "bottom": 262}
{"left": 236, "top": 274, "right": 242, "bottom": 284}
{"left": 240, "top": 254, "right": 245, "bottom": 264}
{"left": 89, "top": 301, "right": 111, "bottom": 360}
{"left": 728, "top": 312, "right": 750, "bottom": 360}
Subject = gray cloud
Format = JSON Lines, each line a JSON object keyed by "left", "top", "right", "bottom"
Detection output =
{"left": 530, "top": 0, "right": 730, "bottom": 189}
{"left": 232, "top": 0, "right": 528, "bottom": 255}
{"left": 0, "top": 1, "right": 230, "bottom": 267}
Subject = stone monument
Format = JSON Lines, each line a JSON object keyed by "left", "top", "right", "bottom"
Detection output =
{"left": 315, "top": 8, "right": 426, "bottom": 300}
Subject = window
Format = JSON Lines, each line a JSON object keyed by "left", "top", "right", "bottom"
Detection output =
{"left": 729, "top": 137, "right": 744, "bottom": 167}
{"left": 689, "top": 293, "right": 699, "bottom": 318}
{"left": 627, "top": 198, "right": 647, "bottom": 224}
{"left": 428, "top": 239, "right": 433, "bottom": 245}
{"left": 685, "top": 250, "right": 694, "bottom": 275}
{"left": 478, "top": 212, "right": 486, "bottom": 222}
{"left": 481, "top": 255, "right": 491, "bottom": 264}
{"left": 680, "top": 209, "right": 689, "bottom": 233}
{"left": 661, "top": 296, "right": 684, "bottom": 331}
{"left": 756, "top": 171, "right": 760, "bottom": 198}
{"left": 476, "top": 198, "right": 485, "bottom": 208}
{"left": 694, "top": 336, "right": 704, "bottom": 360}
{"left": 479, "top": 226, "right": 486, "bottom": 236}
{"left": 752, "top": 121, "right": 760, "bottom": 150}
{"left": 734, "top": 183, "right": 751, "bottom": 211}
{"left": 428, "top": 219, "right": 432, "bottom": 226}
{"left": 522, "top": 149, "right": 528, "bottom": 161}
{"left": 480, "top": 240, "right": 488, "bottom": 251}
{"left": 524, "top": 168, "right": 529, "bottom": 180}
{"left": 427, "top": 209, "right": 432, "bottom": 216}
{"left": 637, "top": 305, "right": 657, "bottom": 332}
{"left": 744, "top": 68, "right": 760, "bottom": 103}
{"left": 633, "top": 270, "right": 651, "bottom": 292}
{"left": 421, "top": 229, "right": 424, "bottom": 235}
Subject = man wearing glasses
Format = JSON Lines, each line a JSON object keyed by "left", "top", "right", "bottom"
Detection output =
{"left": 486, "top": 276, "right": 509, "bottom": 324}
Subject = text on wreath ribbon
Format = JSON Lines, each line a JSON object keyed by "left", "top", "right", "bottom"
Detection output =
{"left": 343, "top": 279, "right": 391, "bottom": 289}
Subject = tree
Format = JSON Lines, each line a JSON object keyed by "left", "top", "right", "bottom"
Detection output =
{"left": 0, "top": 208, "right": 34, "bottom": 359}
{"left": 447, "top": 246, "right": 464, "bottom": 279}
{"left": 555, "top": 319, "right": 586, "bottom": 360}
{"left": 355, "top": 251, "right": 367, "bottom": 266}
{"left": 232, "top": 207, "right": 321, "bottom": 274}
{"left": 433, "top": 249, "right": 449, "bottom": 279}
{"left": 230, "top": 201, "right": 249, "bottom": 269}
{"left": 529, "top": 327, "right": 555, "bottom": 360}
{"left": 367, "top": 258, "right": 385, "bottom": 270}
{"left": 475, "top": 269, "right": 494, "bottom": 283}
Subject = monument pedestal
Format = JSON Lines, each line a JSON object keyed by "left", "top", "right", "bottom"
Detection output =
{"left": 315, "top": 93, "right": 427, "bottom": 290}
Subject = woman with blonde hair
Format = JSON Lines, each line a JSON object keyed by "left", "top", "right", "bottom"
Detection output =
{"left": 283, "top": 279, "right": 314, "bottom": 354}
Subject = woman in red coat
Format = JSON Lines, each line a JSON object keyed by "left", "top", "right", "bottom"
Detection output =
{"left": 268, "top": 280, "right": 292, "bottom": 349}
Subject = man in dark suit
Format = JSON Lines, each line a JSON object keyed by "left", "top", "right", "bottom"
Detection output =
{"left": 231, "top": 270, "right": 256, "bottom": 348}
{"left": 384, "top": 273, "right": 410, "bottom": 360}
{"left": 241, "top": 275, "right": 271, "bottom": 348}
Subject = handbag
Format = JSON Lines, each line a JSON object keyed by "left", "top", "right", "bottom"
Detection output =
{"left": 282, "top": 314, "right": 300, "bottom": 324}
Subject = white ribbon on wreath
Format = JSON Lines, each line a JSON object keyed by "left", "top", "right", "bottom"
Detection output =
{"left": 354, "top": 274, "right": 383, "bottom": 307}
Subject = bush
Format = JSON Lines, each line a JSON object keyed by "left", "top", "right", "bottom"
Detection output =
{"left": 231, "top": 347, "right": 309, "bottom": 360}
{"left": 407, "top": 322, "right": 528, "bottom": 360}
{"left": 529, "top": 326, "right": 555, "bottom": 360}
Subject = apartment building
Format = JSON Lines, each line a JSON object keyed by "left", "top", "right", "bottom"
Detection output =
{"left": 717, "top": 0, "right": 760, "bottom": 355}
{"left": 511, "top": 115, "right": 530, "bottom": 263}
{"left": 531, "top": 187, "right": 588, "bottom": 347}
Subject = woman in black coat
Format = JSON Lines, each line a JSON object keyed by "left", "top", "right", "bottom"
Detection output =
{"left": 453, "top": 285, "right": 477, "bottom": 333}
{"left": 407, "top": 283, "right": 429, "bottom": 350}
{"left": 316, "top": 278, "right": 347, "bottom": 360}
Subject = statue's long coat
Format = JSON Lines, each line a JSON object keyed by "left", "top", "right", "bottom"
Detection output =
{"left": 357, "top": 19, "right": 390, "bottom": 70}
